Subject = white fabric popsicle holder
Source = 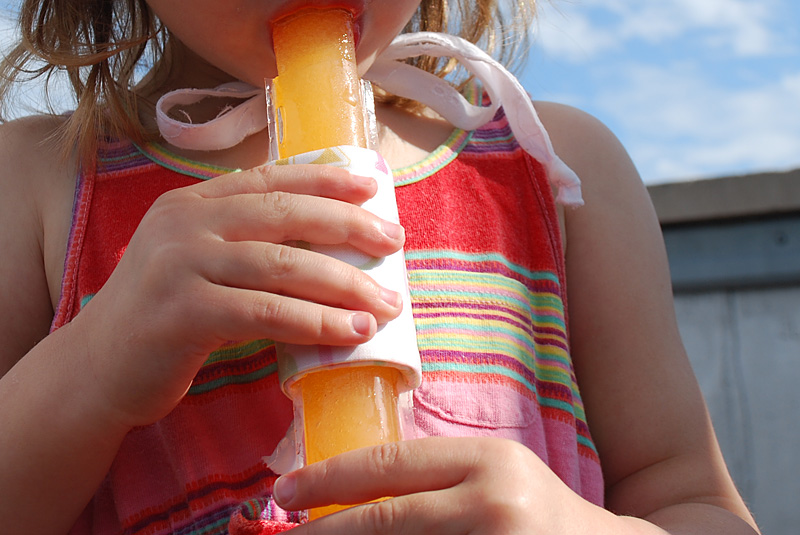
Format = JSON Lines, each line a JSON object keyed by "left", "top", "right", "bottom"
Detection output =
{"left": 268, "top": 145, "right": 422, "bottom": 395}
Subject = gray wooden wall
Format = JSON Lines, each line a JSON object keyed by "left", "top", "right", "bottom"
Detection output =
{"left": 675, "top": 287, "right": 799, "bottom": 533}
{"left": 651, "top": 169, "right": 800, "bottom": 535}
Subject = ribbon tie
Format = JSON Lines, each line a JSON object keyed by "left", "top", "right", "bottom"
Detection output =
{"left": 156, "top": 32, "right": 583, "bottom": 206}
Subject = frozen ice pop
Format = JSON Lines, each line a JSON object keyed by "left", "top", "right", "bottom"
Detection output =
{"left": 271, "top": 7, "right": 404, "bottom": 520}
{"left": 271, "top": 8, "right": 367, "bottom": 156}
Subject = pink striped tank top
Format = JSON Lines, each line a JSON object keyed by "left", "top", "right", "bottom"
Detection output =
{"left": 56, "top": 101, "right": 604, "bottom": 535}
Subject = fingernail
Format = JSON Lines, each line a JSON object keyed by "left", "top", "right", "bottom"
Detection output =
{"left": 351, "top": 312, "right": 373, "bottom": 336}
{"left": 381, "top": 288, "right": 402, "bottom": 308}
{"left": 382, "top": 220, "right": 404, "bottom": 240}
{"left": 274, "top": 475, "right": 296, "bottom": 505}
{"left": 355, "top": 174, "right": 375, "bottom": 188}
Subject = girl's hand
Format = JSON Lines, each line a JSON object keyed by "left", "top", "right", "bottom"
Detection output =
{"left": 73, "top": 164, "right": 405, "bottom": 429}
{"left": 272, "top": 436, "right": 619, "bottom": 535}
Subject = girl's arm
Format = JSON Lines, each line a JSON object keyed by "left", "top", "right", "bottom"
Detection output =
{"left": 539, "top": 101, "right": 759, "bottom": 533}
{"left": 0, "top": 117, "right": 131, "bottom": 535}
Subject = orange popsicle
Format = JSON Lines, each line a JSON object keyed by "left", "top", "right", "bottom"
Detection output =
{"left": 296, "top": 366, "right": 402, "bottom": 519}
{"left": 271, "top": 8, "right": 367, "bottom": 156}
{"left": 271, "top": 7, "right": 404, "bottom": 520}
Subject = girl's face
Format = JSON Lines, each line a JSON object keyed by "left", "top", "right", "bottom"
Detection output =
{"left": 146, "top": 0, "right": 423, "bottom": 86}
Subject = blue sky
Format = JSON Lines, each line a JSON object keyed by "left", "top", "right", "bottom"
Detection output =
{"left": 522, "top": 0, "right": 800, "bottom": 183}
{"left": 2, "top": 0, "right": 799, "bottom": 184}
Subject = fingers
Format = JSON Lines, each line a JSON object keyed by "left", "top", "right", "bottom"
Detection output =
{"left": 203, "top": 241, "right": 403, "bottom": 325}
{"left": 130, "top": 163, "right": 405, "bottom": 348}
{"left": 195, "top": 164, "right": 377, "bottom": 205}
{"left": 288, "top": 492, "right": 469, "bottom": 535}
{"left": 207, "top": 191, "right": 404, "bottom": 259}
{"left": 200, "top": 284, "right": 379, "bottom": 346}
{"left": 276, "top": 438, "right": 482, "bottom": 510}
{"left": 270, "top": 438, "right": 548, "bottom": 535}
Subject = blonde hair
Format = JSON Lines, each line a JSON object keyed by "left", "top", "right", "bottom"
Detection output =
{"left": 0, "top": 0, "right": 535, "bottom": 163}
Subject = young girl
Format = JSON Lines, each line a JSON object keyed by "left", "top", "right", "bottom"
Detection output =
{"left": 0, "top": 0, "right": 760, "bottom": 534}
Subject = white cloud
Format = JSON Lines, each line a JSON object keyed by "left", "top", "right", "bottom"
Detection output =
{"left": 529, "top": 0, "right": 800, "bottom": 182}
{"left": 597, "top": 62, "right": 800, "bottom": 182}
{"left": 533, "top": 4, "right": 618, "bottom": 62}
{"left": 536, "top": 0, "right": 788, "bottom": 61}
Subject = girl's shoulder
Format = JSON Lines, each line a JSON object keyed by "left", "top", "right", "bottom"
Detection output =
{"left": 533, "top": 100, "right": 638, "bottom": 187}
{"left": 0, "top": 114, "right": 75, "bottom": 185}
{"left": 0, "top": 114, "right": 79, "bottom": 347}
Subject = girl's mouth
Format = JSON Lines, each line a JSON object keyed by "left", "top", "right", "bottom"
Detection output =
{"left": 267, "top": 2, "right": 365, "bottom": 56}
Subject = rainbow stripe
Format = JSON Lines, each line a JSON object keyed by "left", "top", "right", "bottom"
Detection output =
{"left": 393, "top": 128, "right": 473, "bottom": 186}
{"left": 135, "top": 142, "right": 237, "bottom": 180}
{"left": 406, "top": 249, "right": 594, "bottom": 452}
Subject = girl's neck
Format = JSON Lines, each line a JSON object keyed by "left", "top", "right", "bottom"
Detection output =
{"left": 133, "top": 40, "right": 454, "bottom": 171}
{"left": 137, "top": 39, "right": 236, "bottom": 101}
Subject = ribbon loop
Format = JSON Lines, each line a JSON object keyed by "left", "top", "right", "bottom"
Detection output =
{"left": 156, "top": 82, "right": 267, "bottom": 151}
{"left": 154, "top": 32, "right": 583, "bottom": 205}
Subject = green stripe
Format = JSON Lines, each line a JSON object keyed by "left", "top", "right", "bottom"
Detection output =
{"left": 133, "top": 142, "right": 237, "bottom": 180}
{"left": 417, "top": 331, "right": 565, "bottom": 353}
{"left": 394, "top": 129, "right": 474, "bottom": 187}
{"left": 205, "top": 339, "right": 275, "bottom": 364}
{"left": 577, "top": 433, "right": 599, "bottom": 455}
{"left": 410, "top": 269, "right": 564, "bottom": 302}
{"left": 472, "top": 131, "right": 515, "bottom": 144}
{"left": 188, "top": 362, "right": 278, "bottom": 395}
{"left": 405, "top": 250, "right": 561, "bottom": 284}
{"left": 423, "top": 361, "right": 537, "bottom": 394}
{"left": 394, "top": 86, "right": 483, "bottom": 187}
{"left": 98, "top": 152, "right": 146, "bottom": 164}
{"left": 188, "top": 516, "right": 229, "bottom": 535}
{"left": 410, "top": 282, "right": 564, "bottom": 311}
{"left": 79, "top": 293, "right": 95, "bottom": 310}
{"left": 416, "top": 335, "right": 570, "bottom": 375}
{"left": 414, "top": 319, "right": 564, "bottom": 352}
{"left": 411, "top": 287, "right": 529, "bottom": 306}
{"left": 409, "top": 268, "right": 550, "bottom": 293}
{"left": 411, "top": 294, "right": 565, "bottom": 330}
{"left": 413, "top": 309, "right": 566, "bottom": 333}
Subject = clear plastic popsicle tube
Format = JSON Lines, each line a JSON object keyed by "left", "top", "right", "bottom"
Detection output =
{"left": 270, "top": 8, "right": 405, "bottom": 520}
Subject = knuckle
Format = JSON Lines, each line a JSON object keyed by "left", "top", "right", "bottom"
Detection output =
{"left": 480, "top": 492, "right": 530, "bottom": 531}
{"left": 263, "top": 244, "right": 299, "bottom": 280}
{"left": 469, "top": 440, "right": 534, "bottom": 526}
{"left": 479, "top": 437, "right": 526, "bottom": 463}
{"left": 153, "top": 186, "right": 185, "bottom": 205}
{"left": 362, "top": 499, "right": 402, "bottom": 535}
{"left": 499, "top": 438, "right": 530, "bottom": 462}
{"left": 151, "top": 243, "right": 186, "bottom": 280}
{"left": 329, "top": 167, "right": 355, "bottom": 187}
{"left": 253, "top": 295, "right": 286, "bottom": 326}
{"left": 253, "top": 293, "right": 327, "bottom": 340}
{"left": 144, "top": 190, "right": 186, "bottom": 226}
{"left": 343, "top": 264, "right": 373, "bottom": 294}
{"left": 263, "top": 190, "right": 295, "bottom": 220}
{"left": 255, "top": 164, "right": 277, "bottom": 190}
{"left": 314, "top": 312, "right": 337, "bottom": 340}
{"left": 367, "top": 442, "right": 402, "bottom": 477}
